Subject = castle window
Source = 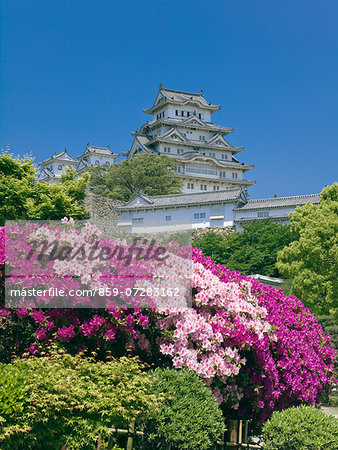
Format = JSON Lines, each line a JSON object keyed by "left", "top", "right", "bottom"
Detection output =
{"left": 194, "top": 212, "right": 206, "bottom": 220}
{"left": 176, "top": 110, "right": 179, "bottom": 116}
{"left": 177, "top": 166, "right": 181, "bottom": 172}
{"left": 199, "top": 113, "right": 202, "bottom": 119}
{"left": 58, "top": 165, "right": 62, "bottom": 170}
{"left": 166, "top": 215, "right": 171, "bottom": 221}
{"left": 177, "top": 149, "right": 183, "bottom": 154}
{"left": 95, "top": 160, "right": 100, "bottom": 165}
{"left": 199, "top": 135, "right": 205, "bottom": 141}
{"left": 257, "top": 212, "right": 269, "bottom": 218}
{"left": 187, "top": 183, "right": 194, "bottom": 189}
{"left": 221, "top": 154, "right": 228, "bottom": 160}
{"left": 232, "top": 172, "right": 238, "bottom": 179}
{"left": 164, "top": 147, "right": 170, "bottom": 153}
{"left": 200, "top": 184, "right": 207, "bottom": 191}
{"left": 132, "top": 217, "right": 144, "bottom": 224}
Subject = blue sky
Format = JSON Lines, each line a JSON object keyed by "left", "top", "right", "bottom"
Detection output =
{"left": 1, "top": 0, "right": 337, "bottom": 198}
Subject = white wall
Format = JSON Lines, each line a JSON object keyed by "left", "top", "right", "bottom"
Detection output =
{"left": 117, "top": 202, "right": 236, "bottom": 233}
{"left": 234, "top": 207, "right": 294, "bottom": 220}
{"left": 153, "top": 106, "right": 212, "bottom": 123}
{"left": 85, "top": 155, "right": 114, "bottom": 165}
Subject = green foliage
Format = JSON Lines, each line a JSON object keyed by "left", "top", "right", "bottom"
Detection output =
{"left": 0, "top": 350, "right": 160, "bottom": 449}
{"left": 88, "top": 153, "right": 183, "bottom": 201}
{"left": 263, "top": 405, "right": 338, "bottom": 450}
{"left": 317, "top": 316, "right": 338, "bottom": 349}
{"left": 142, "top": 368, "right": 225, "bottom": 450}
{"left": 194, "top": 219, "right": 297, "bottom": 277}
{"left": 0, "top": 151, "right": 89, "bottom": 225}
{"left": 277, "top": 183, "right": 338, "bottom": 319}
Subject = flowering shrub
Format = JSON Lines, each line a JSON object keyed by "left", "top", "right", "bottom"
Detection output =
{"left": 191, "top": 249, "right": 336, "bottom": 421}
{"left": 0, "top": 223, "right": 336, "bottom": 422}
{"left": 0, "top": 226, "right": 4, "bottom": 265}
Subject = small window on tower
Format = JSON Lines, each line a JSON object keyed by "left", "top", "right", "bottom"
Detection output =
{"left": 176, "top": 110, "right": 179, "bottom": 116}
{"left": 58, "top": 165, "right": 62, "bottom": 170}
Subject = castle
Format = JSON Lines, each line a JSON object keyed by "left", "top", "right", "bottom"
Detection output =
{"left": 38, "top": 86, "right": 320, "bottom": 231}
{"left": 123, "top": 86, "right": 255, "bottom": 193}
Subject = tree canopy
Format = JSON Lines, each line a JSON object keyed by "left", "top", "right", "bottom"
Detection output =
{"left": 0, "top": 151, "right": 89, "bottom": 225}
{"left": 194, "top": 219, "right": 298, "bottom": 277}
{"left": 277, "top": 183, "right": 338, "bottom": 320}
{"left": 88, "top": 153, "right": 183, "bottom": 201}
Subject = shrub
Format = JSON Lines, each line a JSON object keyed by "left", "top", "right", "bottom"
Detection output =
{"left": 0, "top": 351, "right": 160, "bottom": 449}
{"left": 264, "top": 405, "right": 338, "bottom": 449}
{"left": 0, "top": 222, "right": 336, "bottom": 422}
{"left": 142, "top": 368, "right": 225, "bottom": 450}
{"left": 194, "top": 219, "right": 297, "bottom": 277}
{"left": 318, "top": 316, "right": 338, "bottom": 349}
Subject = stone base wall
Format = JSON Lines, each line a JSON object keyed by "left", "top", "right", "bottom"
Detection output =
{"left": 84, "top": 193, "right": 122, "bottom": 237}
{"left": 192, "top": 225, "right": 235, "bottom": 241}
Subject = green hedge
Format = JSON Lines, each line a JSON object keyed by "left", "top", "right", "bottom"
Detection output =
{"left": 263, "top": 405, "right": 338, "bottom": 450}
{"left": 0, "top": 350, "right": 159, "bottom": 449}
{"left": 141, "top": 367, "right": 225, "bottom": 450}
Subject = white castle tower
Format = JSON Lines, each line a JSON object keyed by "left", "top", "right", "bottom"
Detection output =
{"left": 38, "top": 145, "right": 118, "bottom": 183}
{"left": 125, "top": 86, "right": 255, "bottom": 193}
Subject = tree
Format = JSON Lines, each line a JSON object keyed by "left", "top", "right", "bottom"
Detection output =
{"left": 277, "top": 183, "right": 338, "bottom": 320}
{"left": 88, "top": 153, "right": 183, "bottom": 201}
{"left": 0, "top": 151, "right": 89, "bottom": 225}
{"left": 194, "top": 219, "right": 298, "bottom": 277}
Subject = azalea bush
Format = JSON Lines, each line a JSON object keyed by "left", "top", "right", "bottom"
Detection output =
{"left": 0, "top": 222, "right": 336, "bottom": 423}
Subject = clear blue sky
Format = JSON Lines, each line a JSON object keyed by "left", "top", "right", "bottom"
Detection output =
{"left": 1, "top": 0, "right": 337, "bottom": 198}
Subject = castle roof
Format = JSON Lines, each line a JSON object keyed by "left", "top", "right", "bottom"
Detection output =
{"left": 132, "top": 129, "right": 244, "bottom": 155}
{"left": 114, "top": 187, "right": 246, "bottom": 211}
{"left": 234, "top": 193, "right": 320, "bottom": 211}
{"left": 143, "top": 87, "right": 221, "bottom": 114}
{"left": 77, "top": 145, "right": 119, "bottom": 160}
{"left": 140, "top": 115, "right": 233, "bottom": 134}
{"left": 39, "top": 149, "right": 78, "bottom": 166}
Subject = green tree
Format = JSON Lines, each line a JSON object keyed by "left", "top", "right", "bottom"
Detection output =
{"left": 277, "top": 183, "right": 338, "bottom": 319}
{"left": 0, "top": 151, "right": 89, "bottom": 225}
{"left": 194, "top": 219, "right": 298, "bottom": 277}
{"left": 88, "top": 153, "right": 183, "bottom": 201}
